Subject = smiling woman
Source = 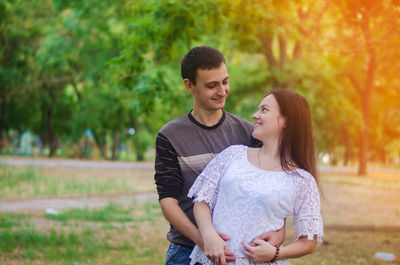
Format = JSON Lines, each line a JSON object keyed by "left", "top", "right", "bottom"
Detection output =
{"left": 251, "top": 94, "right": 286, "bottom": 144}
{"left": 189, "top": 89, "right": 322, "bottom": 265}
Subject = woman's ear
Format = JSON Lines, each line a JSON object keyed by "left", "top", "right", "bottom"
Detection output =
{"left": 280, "top": 116, "right": 287, "bottom": 129}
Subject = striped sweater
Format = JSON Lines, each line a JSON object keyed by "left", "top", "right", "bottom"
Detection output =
{"left": 154, "top": 110, "right": 258, "bottom": 247}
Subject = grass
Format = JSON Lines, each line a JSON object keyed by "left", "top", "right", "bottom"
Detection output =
{"left": 0, "top": 165, "right": 155, "bottom": 199}
{"left": 285, "top": 217, "right": 400, "bottom": 265}
{"left": 0, "top": 202, "right": 168, "bottom": 265}
{"left": 321, "top": 170, "right": 400, "bottom": 192}
{"left": 44, "top": 201, "right": 162, "bottom": 223}
{"left": 0, "top": 214, "right": 26, "bottom": 228}
{"left": 1, "top": 163, "right": 400, "bottom": 264}
{"left": 1, "top": 228, "right": 101, "bottom": 260}
{"left": 320, "top": 171, "right": 400, "bottom": 227}
{"left": 2, "top": 207, "right": 399, "bottom": 265}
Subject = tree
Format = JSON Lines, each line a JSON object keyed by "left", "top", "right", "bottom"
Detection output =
{"left": 0, "top": 0, "right": 45, "bottom": 151}
{"left": 33, "top": 0, "right": 128, "bottom": 157}
{"left": 222, "top": 0, "right": 331, "bottom": 90}
{"left": 326, "top": 0, "right": 400, "bottom": 174}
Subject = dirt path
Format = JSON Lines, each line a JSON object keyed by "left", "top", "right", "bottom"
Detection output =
{"left": 2, "top": 156, "right": 399, "bottom": 173}
{"left": 1, "top": 156, "right": 399, "bottom": 216}
{"left": 0, "top": 156, "right": 157, "bottom": 212}
{"left": 0, "top": 156, "right": 153, "bottom": 170}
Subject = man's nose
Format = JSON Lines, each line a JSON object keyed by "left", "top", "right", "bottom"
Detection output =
{"left": 216, "top": 84, "right": 227, "bottom": 96}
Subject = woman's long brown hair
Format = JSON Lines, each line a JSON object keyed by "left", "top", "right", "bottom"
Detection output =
{"left": 266, "top": 89, "right": 318, "bottom": 181}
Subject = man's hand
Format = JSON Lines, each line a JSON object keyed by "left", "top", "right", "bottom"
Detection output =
{"left": 255, "top": 225, "right": 285, "bottom": 246}
{"left": 243, "top": 239, "right": 276, "bottom": 264}
{"left": 202, "top": 229, "right": 227, "bottom": 265}
{"left": 217, "top": 232, "right": 236, "bottom": 262}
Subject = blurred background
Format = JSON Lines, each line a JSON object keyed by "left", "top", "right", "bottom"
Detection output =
{"left": 1, "top": 1, "right": 400, "bottom": 264}
{"left": 1, "top": 0, "right": 399, "bottom": 175}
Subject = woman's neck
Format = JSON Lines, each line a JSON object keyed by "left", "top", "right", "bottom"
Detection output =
{"left": 259, "top": 138, "right": 281, "bottom": 161}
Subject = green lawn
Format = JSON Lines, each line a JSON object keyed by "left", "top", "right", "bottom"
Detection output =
{"left": 0, "top": 201, "right": 168, "bottom": 265}
{"left": 0, "top": 166, "right": 155, "bottom": 199}
{"left": 1, "top": 164, "right": 400, "bottom": 264}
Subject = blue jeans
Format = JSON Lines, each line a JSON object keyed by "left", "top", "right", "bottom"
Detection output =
{"left": 165, "top": 242, "right": 200, "bottom": 265}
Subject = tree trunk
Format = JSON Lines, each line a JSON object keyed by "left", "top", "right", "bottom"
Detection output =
{"left": 39, "top": 102, "right": 48, "bottom": 153}
{"left": 258, "top": 34, "right": 280, "bottom": 87}
{"left": 47, "top": 86, "right": 63, "bottom": 157}
{"left": 357, "top": 17, "right": 376, "bottom": 176}
{"left": 358, "top": 90, "right": 371, "bottom": 175}
{"left": 47, "top": 106, "right": 57, "bottom": 157}
{"left": 93, "top": 131, "right": 107, "bottom": 159}
{"left": 0, "top": 91, "right": 6, "bottom": 152}
{"left": 136, "top": 150, "right": 144, "bottom": 161}
{"left": 111, "top": 129, "right": 119, "bottom": 161}
{"left": 358, "top": 128, "right": 368, "bottom": 175}
{"left": 342, "top": 126, "right": 350, "bottom": 166}
{"left": 130, "top": 117, "right": 145, "bottom": 161}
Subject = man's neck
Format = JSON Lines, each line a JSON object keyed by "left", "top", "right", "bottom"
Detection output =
{"left": 191, "top": 108, "right": 223, "bottom": 127}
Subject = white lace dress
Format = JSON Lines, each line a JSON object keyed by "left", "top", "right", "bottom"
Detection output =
{"left": 187, "top": 145, "right": 323, "bottom": 265}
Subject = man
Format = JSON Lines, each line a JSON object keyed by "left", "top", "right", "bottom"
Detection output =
{"left": 154, "top": 46, "right": 284, "bottom": 265}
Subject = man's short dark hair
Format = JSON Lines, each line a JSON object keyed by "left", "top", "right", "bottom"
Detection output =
{"left": 181, "top": 46, "right": 226, "bottom": 85}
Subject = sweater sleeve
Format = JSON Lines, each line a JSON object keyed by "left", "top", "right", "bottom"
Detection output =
{"left": 154, "top": 132, "right": 183, "bottom": 200}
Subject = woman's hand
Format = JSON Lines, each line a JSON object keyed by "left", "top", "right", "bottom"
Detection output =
{"left": 217, "top": 232, "right": 236, "bottom": 262}
{"left": 255, "top": 224, "right": 285, "bottom": 246}
{"left": 242, "top": 239, "right": 276, "bottom": 264}
{"left": 203, "top": 229, "right": 227, "bottom": 265}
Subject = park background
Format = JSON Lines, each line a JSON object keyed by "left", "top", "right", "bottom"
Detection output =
{"left": 1, "top": 0, "right": 400, "bottom": 264}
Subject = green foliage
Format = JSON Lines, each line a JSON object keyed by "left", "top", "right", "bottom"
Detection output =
{"left": 1, "top": 0, "right": 399, "bottom": 165}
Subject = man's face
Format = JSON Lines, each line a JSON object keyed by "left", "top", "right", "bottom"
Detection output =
{"left": 186, "top": 63, "right": 230, "bottom": 111}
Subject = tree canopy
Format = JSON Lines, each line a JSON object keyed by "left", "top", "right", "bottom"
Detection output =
{"left": 1, "top": 0, "right": 399, "bottom": 174}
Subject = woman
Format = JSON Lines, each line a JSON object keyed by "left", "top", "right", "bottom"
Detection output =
{"left": 188, "top": 89, "right": 323, "bottom": 265}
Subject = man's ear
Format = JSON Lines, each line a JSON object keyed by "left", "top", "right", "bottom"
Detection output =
{"left": 184, "top": 79, "right": 193, "bottom": 92}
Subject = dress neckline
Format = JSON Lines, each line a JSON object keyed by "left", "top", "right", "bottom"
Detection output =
{"left": 245, "top": 146, "right": 295, "bottom": 174}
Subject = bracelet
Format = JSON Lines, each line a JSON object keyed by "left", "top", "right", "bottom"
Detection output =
{"left": 270, "top": 245, "right": 280, "bottom": 263}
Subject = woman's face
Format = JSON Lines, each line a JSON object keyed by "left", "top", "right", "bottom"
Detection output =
{"left": 251, "top": 94, "right": 286, "bottom": 141}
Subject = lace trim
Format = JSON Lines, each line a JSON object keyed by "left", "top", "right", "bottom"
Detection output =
{"left": 190, "top": 252, "right": 289, "bottom": 265}
{"left": 293, "top": 216, "right": 324, "bottom": 243}
{"left": 187, "top": 174, "right": 219, "bottom": 210}
{"left": 190, "top": 253, "right": 290, "bottom": 265}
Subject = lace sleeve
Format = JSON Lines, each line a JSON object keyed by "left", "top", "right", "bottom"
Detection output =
{"left": 187, "top": 145, "right": 240, "bottom": 211}
{"left": 293, "top": 172, "right": 324, "bottom": 243}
